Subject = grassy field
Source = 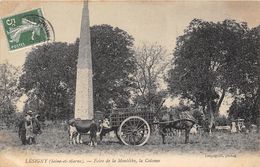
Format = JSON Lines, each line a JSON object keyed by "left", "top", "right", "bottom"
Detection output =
{"left": 0, "top": 124, "right": 259, "bottom": 155}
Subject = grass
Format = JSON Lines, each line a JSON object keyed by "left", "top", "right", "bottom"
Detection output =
{"left": 0, "top": 124, "right": 259, "bottom": 155}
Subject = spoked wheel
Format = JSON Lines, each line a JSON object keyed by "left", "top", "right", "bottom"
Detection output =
{"left": 118, "top": 116, "right": 150, "bottom": 146}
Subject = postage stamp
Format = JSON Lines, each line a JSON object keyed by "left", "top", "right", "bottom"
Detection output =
{"left": 1, "top": 8, "right": 52, "bottom": 51}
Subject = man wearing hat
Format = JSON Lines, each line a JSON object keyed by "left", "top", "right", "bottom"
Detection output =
{"left": 18, "top": 110, "right": 41, "bottom": 145}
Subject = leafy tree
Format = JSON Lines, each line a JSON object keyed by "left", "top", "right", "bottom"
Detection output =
{"left": 215, "top": 115, "right": 230, "bottom": 126}
{"left": 256, "top": 26, "right": 260, "bottom": 132}
{"left": 226, "top": 24, "right": 257, "bottom": 126}
{"left": 228, "top": 97, "right": 256, "bottom": 124}
{"left": 19, "top": 42, "right": 77, "bottom": 120}
{"left": 250, "top": 26, "right": 260, "bottom": 132}
{"left": 227, "top": 27, "right": 259, "bottom": 125}
{"left": 167, "top": 19, "right": 251, "bottom": 132}
{"left": 91, "top": 25, "right": 136, "bottom": 111}
{"left": 19, "top": 24, "right": 136, "bottom": 120}
{"left": 0, "top": 62, "right": 21, "bottom": 127}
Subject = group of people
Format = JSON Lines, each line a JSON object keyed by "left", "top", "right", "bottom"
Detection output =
{"left": 18, "top": 110, "right": 41, "bottom": 145}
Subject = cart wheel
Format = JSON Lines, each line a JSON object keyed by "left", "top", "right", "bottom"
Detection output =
{"left": 118, "top": 116, "right": 150, "bottom": 146}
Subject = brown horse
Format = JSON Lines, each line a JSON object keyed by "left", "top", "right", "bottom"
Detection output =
{"left": 159, "top": 109, "right": 205, "bottom": 144}
{"left": 160, "top": 119, "right": 196, "bottom": 144}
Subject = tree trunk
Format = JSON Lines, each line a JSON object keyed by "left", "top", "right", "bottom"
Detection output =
{"left": 216, "top": 89, "right": 226, "bottom": 113}
{"left": 147, "top": 68, "right": 152, "bottom": 108}
{"left": 208, "top": 98, "right": 215, "bottom": 135}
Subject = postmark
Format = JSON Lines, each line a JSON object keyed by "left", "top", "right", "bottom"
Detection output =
{"left": 1, "top": 8, "right": 54, "bottom": 51}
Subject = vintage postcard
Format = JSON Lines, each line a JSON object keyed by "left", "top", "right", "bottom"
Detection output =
{"left": 0, "top": 0, "right": 259, "bottom": 167}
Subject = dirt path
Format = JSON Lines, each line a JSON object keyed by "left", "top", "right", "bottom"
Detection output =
{"left": 0, "top": 130, "right": 21, "bottom": 150}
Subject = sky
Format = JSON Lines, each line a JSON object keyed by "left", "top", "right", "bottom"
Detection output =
{"left": 1, "top": 1, "right": 260, "bottom": 66}
{"left": 1, "top": 0, "right": 260, "bottom": 114}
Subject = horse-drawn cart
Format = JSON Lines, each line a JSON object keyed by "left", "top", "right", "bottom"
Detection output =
{"left": 98, "top": 106, "right": 203, "bottom": 146}
{"left": 101, "top": 107, "right": 155, "bottom": 146}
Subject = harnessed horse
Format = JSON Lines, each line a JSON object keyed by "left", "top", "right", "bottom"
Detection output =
{"left": 159, "top": 109, "right": 205, "bottom": 144}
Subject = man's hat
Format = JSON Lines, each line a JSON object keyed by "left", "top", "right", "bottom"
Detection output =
{"left": 26, "top": 110, "right": 33, "bottom": 115}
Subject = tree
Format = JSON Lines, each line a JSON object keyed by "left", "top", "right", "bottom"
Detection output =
{"left": 228, "top": 97, "right": 256, "bottom": 124}
{"left": 254, "top": 26, "right": 260, "bottom": 132}
{"left": 19, "top": 24, "right": 136, "bottom": 120}
{"left": 91, "top": 25, "right": 136, "bottom": 111}
{"left": 19, "top": 42, "right": 77, "bottom": 120}
{"left": 0, "top": 62, "right": 21, "bottom": 127}
{"left": 133, "top": 43, "right": 169, "bottom": 109}
{"left": 227, "top": 27, "right": 259, "bottom": 125}
{"left": 215, "top": 115, "right": 230, "bottom": 126}
{"left": 167, "top": 19, "right": 251, "bottom": 132}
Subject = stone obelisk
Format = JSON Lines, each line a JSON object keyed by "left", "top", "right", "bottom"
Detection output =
{"left": 74, "top": 0, "right": 93, "bottom": 120}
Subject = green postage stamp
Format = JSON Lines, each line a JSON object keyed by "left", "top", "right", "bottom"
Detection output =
{"left": 1, "top": 8, "right": 50, "bottom": 51}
